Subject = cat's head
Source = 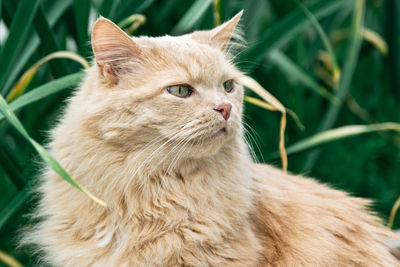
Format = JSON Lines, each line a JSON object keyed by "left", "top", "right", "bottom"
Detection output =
{"left": 82, "top": 12, "right": 244, "bottom": 161}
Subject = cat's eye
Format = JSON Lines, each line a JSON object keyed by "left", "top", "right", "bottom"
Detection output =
{"left": 167, "top": 85, "right": 192, "bottom": 98}
{"left": 223, "top": 79, "right": 234, "bottom": 93}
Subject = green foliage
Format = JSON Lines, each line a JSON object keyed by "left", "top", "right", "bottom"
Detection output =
{"left": 0, "top": 0, "right": 399, "bottom": 265}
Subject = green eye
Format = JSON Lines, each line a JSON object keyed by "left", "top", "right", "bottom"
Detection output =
{"left": 223, "top": 79, "right": 234, "bottom": 92}
{"left": 167, "top": 85, "right": 192, "bottom": 98}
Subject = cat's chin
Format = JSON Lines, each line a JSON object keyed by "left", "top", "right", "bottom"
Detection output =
{"left": 212, "top": 127, "right": 227, "bottom": 138}
{"left": 186, "top": 128, "right": 236, "bottom": 158}
{"left": 190, "top": 127, "right": 229, "bottom": 144}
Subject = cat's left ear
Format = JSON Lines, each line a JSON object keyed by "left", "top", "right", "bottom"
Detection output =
{"left": 192, "top": 10, "right": 243, "bottom": 51}
{"left": 91, "top": 17, "right": 141, "bottom": 85}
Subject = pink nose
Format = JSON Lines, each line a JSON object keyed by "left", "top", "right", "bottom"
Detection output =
{"left": 214, "top": 103, "right": 232, "bottom": 121}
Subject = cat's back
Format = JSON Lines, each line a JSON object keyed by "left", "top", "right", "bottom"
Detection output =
{"left": 250, "top": 163, "right": 399, "bottom": 266}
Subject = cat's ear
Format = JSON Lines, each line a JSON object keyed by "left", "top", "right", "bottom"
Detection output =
{"left": 91, "top": 17, "right": 140, "bottom": 85}
{"left": 192, "top": 10, "right": 243, "bottom": 51}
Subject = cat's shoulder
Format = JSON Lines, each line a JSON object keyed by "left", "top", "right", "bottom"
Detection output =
{"left": 250, "top": 163, "right": 399, "bottom": 266}
{"left": 251, "top": 163, "right": 350, "bottom": 200}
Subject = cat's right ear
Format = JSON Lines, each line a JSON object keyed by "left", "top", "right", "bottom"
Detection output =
{"left": 91, "top": 17, "right": 140, "bottom": 85}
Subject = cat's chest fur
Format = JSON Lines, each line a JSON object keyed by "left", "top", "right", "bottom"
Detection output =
{"left": 45, "top": 135, "right": 263, "bottom": 266}
{"left": 114, "top": 161, "right": 263, "bottom": 266}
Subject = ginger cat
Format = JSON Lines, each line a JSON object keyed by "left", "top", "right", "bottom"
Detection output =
{"left": 27, "top": 12, "right": 399, "bottom": 266}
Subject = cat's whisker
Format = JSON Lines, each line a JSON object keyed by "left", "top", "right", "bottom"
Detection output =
{"left": 227, "top": 119, "right": 256, "bottom": 162}
{"left": 163, "top": 134, "right": 195, "bottom": 179}
{"left": 122, "top": 128, "right": 185, "bottom": 194}
{"left": 124, "top": 133, "right": 194, "bottom": 220}
{"left": 243, "top": 135, "right": 258, "bottom": 163}
{"left": 123, "top": 122, "right": 196, "bottom": 185}
{"left": 114, "top": 126, "right": 188, "bottom": 204}
{"left": 135, "top": 124, "right": 195, "bottom": 167}
{"left": 241, "top": 121, "right": 265, "bottom": 163}
{"left": 159, "top": 134, "right": 192, "bottom": 176}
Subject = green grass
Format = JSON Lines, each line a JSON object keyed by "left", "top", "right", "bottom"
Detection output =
{"left": 0, "top": 0, "right": 399, "bottom": 265}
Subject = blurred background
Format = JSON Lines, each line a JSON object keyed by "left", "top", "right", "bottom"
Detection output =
{"left": 0, "top": 0, "right": 399, "bottom": 265}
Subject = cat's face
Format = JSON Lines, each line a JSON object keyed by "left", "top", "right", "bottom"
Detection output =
{"left": 84, "top": 13, "right": 244, "bottom": 161}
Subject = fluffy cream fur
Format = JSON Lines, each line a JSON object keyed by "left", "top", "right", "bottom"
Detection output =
{"left": 27, "top": 13, "right": 399, "bottom": 266}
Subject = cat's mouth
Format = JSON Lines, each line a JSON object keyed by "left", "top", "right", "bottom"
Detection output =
{"left": 213, "top": 127, "right": 227, "bottom": 138}
{"left": 188, "top": 126, "right": 229, "bottom": 146}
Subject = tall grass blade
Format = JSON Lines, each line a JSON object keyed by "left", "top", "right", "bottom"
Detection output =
{"left": 332, "top": 28, "right": 388, "bottom": 55}
{"left": 245, "top": 96, "right": 305, "bottom": 130}
{"left": 267, "top": 50, "right": 338, "bottom": 103}
{"left": 278, "top": 123, "right": 400, "bottom": 157}
{"left": 0, "top": 148, "right": 24, "bottom": 190}
{"left": 135, "top": 0, "right": 157, "bottom": 14}
{"left": 172, "top": 0, "right": 213, "bottom": 34}
{"left": 389, "top": 195, "right": 400, "bottom": 228}
{"left": 99, "top": 0, "right": 118, "bottom": 18}
{"left": 33, "top": 5, "right": 70, "bottom": 77}
{"left": 244, "top": 96, "right": 275, "bottom": 111}
{"left": 384, "top": 0, "right": 400, "bottom": 99}
{"left": 0, "top": 0, "right": 2, "bottom": 50}
{"left": 0, "top": 0, "right": 40, "bottom": 93}
{"left": 362, "top": 29, "right": 388, "bottom": 55}
{"left": 240, "top": 76, "right": 288, "bottom": 172}
{"left": 73, "top": 0, "right": 91, "bottom": 57}
{"left": 114, "top": 0, "right": 156, "bottom": 21}
{"left": 0, "top": 89, "right": 105, "bottom": 207}
{"left": 118, "top": 14, "right": 146, "bottom": 35}
{"left": 0, "top": 187, "right": 30, "bottom": 229}
{"left": 303, "top": 0, "right": 365, "bottom": 171}
{"left": 0, "top": 73, "right": 84, "bottom": 121}
{"left": 0, "top": 250, "right": 22, "bottom": 267}
{"left": 213, "top": 0, "right": 222, "bottom": 26}
{"left": 0, "top": 139, "right": 22, "bottom": 170}
{"left": 294, "top": 0, "right": 340, "bottom": 83}
{"left": 2, "top": 0, "right": 73, "bottom": 96}
{"left": 6, "top": 52, "right": 89, "bottom": 103}
{"left": 239, "top": 0, "right": 353, "bottom": 70}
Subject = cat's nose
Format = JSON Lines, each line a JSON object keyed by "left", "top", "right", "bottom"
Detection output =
{"left": 214, "top": 103, "right": 232, "bottom": 121}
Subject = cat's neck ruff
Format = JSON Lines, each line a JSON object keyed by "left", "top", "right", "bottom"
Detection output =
{"left": 52, "top": 123, "right": 255, "bottom": 219}
{"left": 51, "top": 128, "right": 257, "bottom": 251}
{"left": 113, "top": 136, "right": 253, "bottom": 217}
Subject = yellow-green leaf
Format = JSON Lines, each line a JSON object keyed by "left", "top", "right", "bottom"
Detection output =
{"left": 118, "top": 14, "right": 146, "bottom": 35}
{"left": 0, "top": 250, "right": 23, "bottom": 267}
{"left": 285, "top": 123, "right": 400, "bottom": 156}
{"left": 245, "top": 96, "right": 305, "bottom": 131}
{"left": 240, "top": 76, "right": 288, "bottom": 172}
{"left": 0, "top": 93, "right": 106, "bottom": 207}
{"left": 6, "top": 51, "right": 89, "bottom": 103}
{"left": 389, "top": 195, "right": 400, "bottom": 228}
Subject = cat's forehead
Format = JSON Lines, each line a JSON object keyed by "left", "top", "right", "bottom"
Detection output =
{"left": 137, "top": 35, "right": 205, "bottom": 50}
{"left": 135, "top": 35, "right": 239, "bottom": 85}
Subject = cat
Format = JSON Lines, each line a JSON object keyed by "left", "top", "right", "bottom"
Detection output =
{"left": 25, "top": 12, "right": 399, "bottom": 266}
